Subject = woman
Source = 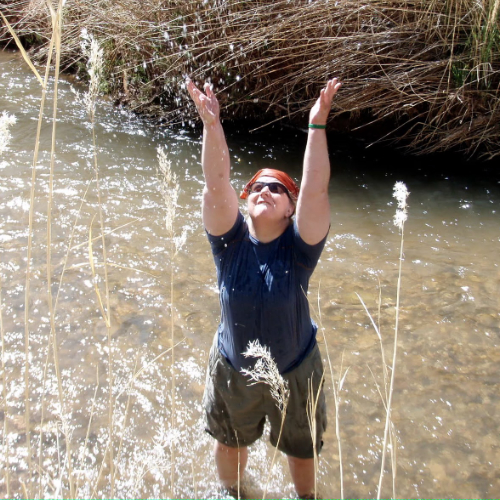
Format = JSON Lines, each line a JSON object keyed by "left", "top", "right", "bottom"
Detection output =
{"left": 187, "top": 77, "right": 341, "bottom": 498}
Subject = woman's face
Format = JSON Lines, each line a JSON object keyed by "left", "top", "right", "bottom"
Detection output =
{"left": 247, "top": 176, "right": 295, "bottom": 221}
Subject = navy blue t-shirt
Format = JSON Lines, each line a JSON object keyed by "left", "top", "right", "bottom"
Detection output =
{"left": 207, "top": 212, "right": 327, "bottom": 374}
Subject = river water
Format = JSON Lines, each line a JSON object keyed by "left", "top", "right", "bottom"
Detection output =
{"left": 1, "top": 50, "right": 499, "bottom": 499}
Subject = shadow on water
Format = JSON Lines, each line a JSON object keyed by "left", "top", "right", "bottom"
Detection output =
{"left": 1, "top": 49, "right": 500, "bottom": 498}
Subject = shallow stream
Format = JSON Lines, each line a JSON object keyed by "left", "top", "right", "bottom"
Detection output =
{"left": 1, "top": 50, "right": 499, "bottom": 498}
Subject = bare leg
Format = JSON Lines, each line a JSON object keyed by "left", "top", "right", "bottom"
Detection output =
{"left": 214, "top": 441, "right": 248, "bottom": 490}
{"left": 287, "top": 455, "right": 315, "bottom": 498}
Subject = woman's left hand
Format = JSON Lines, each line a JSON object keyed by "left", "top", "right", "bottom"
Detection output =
{"left": 309, "top": 78, "right": 342, "bottom": 126}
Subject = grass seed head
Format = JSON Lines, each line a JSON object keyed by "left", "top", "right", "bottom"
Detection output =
{"left": 81, "top": 30, "right": 104, "bottom": 117}
{"left": 393, "top": 181, "right": 409, "bottom": 230}
{"left": 0, "top": 111, "right": 16, "bottom": 155}
{"left": 157, "top": 146, "right": 179, "bottom": 237}
{"left": 241, "top": 340, "right": 289, "bottom": 412}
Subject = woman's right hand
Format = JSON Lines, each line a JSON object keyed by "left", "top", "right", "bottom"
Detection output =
{"left": 186, "top": 78, "right": 220, "bottom": 127}
{"left": 308, "top": 77, "right": 342, "bottom": 126}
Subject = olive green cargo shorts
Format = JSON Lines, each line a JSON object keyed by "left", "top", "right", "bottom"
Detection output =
{"left": 203, "top": 337, "right": 327, "bottom": 459}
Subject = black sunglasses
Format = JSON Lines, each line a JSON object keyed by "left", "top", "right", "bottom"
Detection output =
{"left": 249, "top": 181, "right": 290, "bottom": 196}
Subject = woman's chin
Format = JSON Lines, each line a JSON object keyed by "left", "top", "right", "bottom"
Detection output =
{"left": 252, "top": 204, "right": 274, "bottom": 217}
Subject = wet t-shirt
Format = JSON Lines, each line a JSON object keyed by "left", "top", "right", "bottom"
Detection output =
{"left": 207, "top": 212, "right": 327, "bottom": 374}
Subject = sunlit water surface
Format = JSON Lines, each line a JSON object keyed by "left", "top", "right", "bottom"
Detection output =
{"left": 1, "top": 51, "right": 499, "bottom": 498}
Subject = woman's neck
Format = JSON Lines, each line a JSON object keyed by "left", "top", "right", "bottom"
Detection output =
{"left": 247, "top": 216, "right": 290, "bottom": 243}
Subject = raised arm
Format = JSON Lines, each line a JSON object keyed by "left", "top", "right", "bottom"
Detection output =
{"left": 186, "top": 79, "right": 239, "bottom": 236}
{"left": 296, "top": 78, "right": 342, "bottom": 245}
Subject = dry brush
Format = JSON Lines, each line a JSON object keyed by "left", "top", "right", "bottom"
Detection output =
{"left": 2, "top": 0, "right": 499, "bottom": 158}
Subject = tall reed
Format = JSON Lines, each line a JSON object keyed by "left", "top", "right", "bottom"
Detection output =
{"left": 330, "top": 355, "right": 349, "bottom": 499}
{"left": 356, "top": 182, "right": 409, "bottom": 499}
{"left": 0, "top": 111, "right": 17, "bottom": 490}
{"left": 2, "top": 6, "right": 188, "bottom": 498}
{"left": 81, "top": 28, "right": 117, "bottom": 497}
{"left": 157, "top": 145, "right": 186, "bottom": 497}
{"left": 4, "top": 5, "right": 116, "bottom": 495}
{"left": 306, "top": 373, "right": 325, "bottom": 499}
{"left": 357, "top": 290, "right": 396, "bottom": 496}
{"left": 1, "top": 259, "right": 10, "bottom": 498}
{"left": 44, "top": 2, "right": 77, "bottom": 496}
{"left": 314, "top": 288, "right": 349, "bottom": 499}
{"left": 375, "top": 182, "right": 409, "bottom": 499}
{"left": 2, "top": 6, "right": 56, "bottom": 495}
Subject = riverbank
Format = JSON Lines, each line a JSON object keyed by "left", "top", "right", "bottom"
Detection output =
{"left": 1, "top": 0, "right": 499, "bottom": 159}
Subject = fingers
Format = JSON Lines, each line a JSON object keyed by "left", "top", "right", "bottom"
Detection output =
{"left": 317, "top": 78, "right": 341, "bottom": 109}
{"left": 204, "top": 81, "right": 214, "bottom": 98}
{"left": 186, "top": 78, "right": 215, "bottom": 105}
{"left": 324, "top": 78, "right": 342, "bottom": 100}
{"left": 186, "top": 78, "right": 201, "bottom": 102}
{"left": 309, "top": 78, "right": 342, "bottom": 124}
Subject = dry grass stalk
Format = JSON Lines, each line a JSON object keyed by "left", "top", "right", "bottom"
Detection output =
{"left": 112, "top": 340, "right": 179, "bottom": 490}
{"left": 24, "top": 51, "right": 49, "bottom": 500}
{"left": 0, "top": 9, "right": 44, "bottom": 87}
{"left": 331, "top": 357, "right": 349, "bottom": 499}
{"left": 4, "top": 8, "right": 68, "bottom": 497}
{"left": 6, "top": 1, "right": 60, "bottom": 494}
{"left": 81, "top": 29, "right": 117, "bottom": 496}
{"left": 355, "top": 182, "right": 409, "bottom": 498}
{"left": 306, "top": 372, "right": 325, "bottom": 500}
{"left": 4, "top": 1, "right": 77, "bottom": 495}
{"left": 1, "top": 281, "right": 10, "bottom": 497}
{"left": 74, "top": 366, "right": 100, "bottom": 495}
{"left": 53, "top": 180, "right": 92, "bottom": 313}
{"left": 157, "top": 145, "right": 186, "bottom": 497}
{"left": 314, "top": 286, "right": 348, "bottom": 499}
{"left": 82, "top": 32, "right": 110, "bottom": 325}
{"left": 234, "top": 431, "right": 241, "bottom": 500}
{"left": 357, "top": 290, "right": 390, "bottom": 407}
{"left": 44, "top": 1, "right": 76, "bottom": 496}
{"left": 1, "top": 5, "right": 186, "bottom": 499}
{"left": 375, "top": 182, "right": 409, "bottom": 499}
{"left": 115, "top": 355, "right": 139, "bottom": 469}
{"left": 241, "top": 340, "right": 290, "bottom": 500}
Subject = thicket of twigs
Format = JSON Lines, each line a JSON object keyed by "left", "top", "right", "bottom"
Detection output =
{"left": 2, "top": 0, "right": 500, "bottom": 159}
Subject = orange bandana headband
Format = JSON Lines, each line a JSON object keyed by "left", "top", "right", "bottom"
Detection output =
{"left": 240, "top": 168, "right": 300, "bottom": 200}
